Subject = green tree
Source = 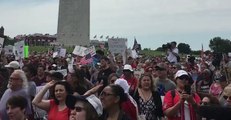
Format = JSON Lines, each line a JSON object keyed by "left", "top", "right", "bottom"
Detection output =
{"left": 209, "top": 37, "right": 231, "bottom": 53}
{"left": 178, "top": 43, "right": 191, "bottom": 54}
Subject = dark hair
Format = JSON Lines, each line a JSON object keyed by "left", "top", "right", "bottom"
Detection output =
{"left": 138, "top": 73, "right": 154, "bottom": 90}
{"left": 81, "top": 101, "right": 99, "bottom": 120}
{"left": 108, "top": 73, "right": 118, "bottom": 83}
{"left": 6, "top": 96, "right": 28, "bottom": 110}
{"left": 53, "top": 81, "right": 73, "bottom": 104}
{"left": 109, "top": 84, "right": 128, "bottom": 104}
{"left": 101, "top": 56, "right": 110, "bottom": 62}
{"left": 23, "top": 63, "right": 38, "bottom": 77}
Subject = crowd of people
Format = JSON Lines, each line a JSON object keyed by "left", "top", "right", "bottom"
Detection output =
{"left": 0, "top": 42, "right": 231, "bottom": 120}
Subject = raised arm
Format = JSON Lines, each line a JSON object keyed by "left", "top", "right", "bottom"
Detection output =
{"left": 32, "top": 80, "right": 56, "bottom": 111}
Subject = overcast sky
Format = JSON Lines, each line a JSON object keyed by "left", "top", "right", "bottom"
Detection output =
{"left": 0, "top": 0, "right": 231, "bottom": 50}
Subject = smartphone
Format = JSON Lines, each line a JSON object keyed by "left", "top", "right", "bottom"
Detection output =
{"left": 184, "top": 85, "right": 191, "bottom": 95}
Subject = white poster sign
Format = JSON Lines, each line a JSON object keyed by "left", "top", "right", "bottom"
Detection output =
{"left": 0, "top": 37, "right": 4, "bottom": 53}
{"left": 84, "top": 46, "right": 96, "bottom": 55}
{"left": 59, "top": 48, "right": 66, "bottom": 57}
{"left": 108, "top": 38, "right": 127, "bottom": 53}
{"left": 14, "top": 41, "right": 24, "bottom": 59}
{"left": 4, "top": 45, "right": 14, "bottom": 55}
{"left": 72, "top": 45, "right": 87, "bottom": 56}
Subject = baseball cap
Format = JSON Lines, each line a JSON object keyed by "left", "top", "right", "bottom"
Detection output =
{"left": 114, "top": 78, "right": 130, "bottom": 94}
{"left": 175, "top": 70, "right": 194, "bottom": 84}
{"left": 155, "top": 63, "right": 166, "bottom": 71}
{"left": 123, "top": 64, "right": 133, "bottom": 72}
{"left": 5, "top": 61, "right": 20, "bottom": 69}
{"left": 175, "top": 70, "right": 188, "bottom": 79}
{"left": 66, "top": 95, "right": 103, "bottom": 116}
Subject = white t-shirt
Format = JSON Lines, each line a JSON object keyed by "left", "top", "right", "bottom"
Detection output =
{"left": 167, "top": 48, "right": 178, "bottom": 63}
{"left": 184, "top": 101, "right": 191, "bottom": 120}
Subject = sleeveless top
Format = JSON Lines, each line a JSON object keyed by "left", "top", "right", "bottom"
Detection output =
{"left": 48, "top": 99, "right": 69, "bottom": 120}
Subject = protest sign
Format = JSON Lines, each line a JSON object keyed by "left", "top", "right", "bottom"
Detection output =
{"left": 108, "top": 38, "right": 127, "bottom": 54}
{"left": 59, "top": 48, "right": 66, "bottom": 57}
{"left": 14, "top": 41, "right": 24, "bottom": 59}
{"left": 0, "top": 37, "right": 4, "bottom": 53}
{"left": 72, "top": 45, "right": 87, "bottom": 56}
{"left": 80, "top": 46, "right": 96, "bottom": 65}
{"left": 24, "top": 45, "right": 29, "bottom": 58}
{"left": 4, "top": 45, "right": 14, "bottom": 55}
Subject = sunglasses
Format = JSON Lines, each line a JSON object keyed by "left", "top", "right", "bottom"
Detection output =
{"left": 72, "top": 106, "right": 85, "bottom": 112}
{"left": 223, "top": 96, "right": 231, "bottom": 100}
{"left": 178, "top": 75, "right": 189, "bottom": 80}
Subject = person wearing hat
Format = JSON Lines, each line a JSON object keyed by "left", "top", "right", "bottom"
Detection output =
{"left": 163, "top": 70, "right": 201, "bottom": 120}
{"left": 66, "top": 94, "right": 103, "bottom": 120}
{"left": 154, "top": 63, "right": 176, "bottom": 96}
{"left": 219, "top": 84, "right": 231, "bottom": 107}
{"left": 5, "top": 61, "right": 20, "bottom": 75}
{"left": 121, "top": 64, "right": 138, "bottom": 95}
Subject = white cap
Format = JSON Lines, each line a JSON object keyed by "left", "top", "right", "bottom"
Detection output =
{"left": 115, "top": 78, "right": 130, "bottom": 94}
{"left": 123, "top": 64, "right": 133, "bottom": 72}
{"left": 5, "top": 61, "right": 20, "bottom": 69}
{"left": 86, "top": 95, "right": 103, "bottom": 116}
{"left": 175, "top": 70, "right": 188, "bottom": 79}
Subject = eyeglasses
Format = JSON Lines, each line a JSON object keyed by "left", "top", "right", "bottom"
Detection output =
{"left": 223, "top": 95, "right": 231, "bottom": 100}
{"left": 100, "top": 91, "right": 115, "bottom": 97}
{"left": 178, "top": 75, "right": 189, "bottom": 80}
{"left": 72, "top": 106, "right": 85, "bottom": 112}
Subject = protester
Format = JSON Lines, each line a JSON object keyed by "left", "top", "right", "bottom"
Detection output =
{"left": 163, "top": 70, "right": 201, "bottom": 120}
{"left": 167, "top": 41, "right": 179, "bottom": 64}
{"left": 0, "top": 70, "right": 32, "bottom": 120}
{"left": 219, "top": 84, "right": 231, "bottom": 107}
{"left": 108, "top": 73, "right": 119, "bottom": 84}
{"left": 115, "top": 78, "right": 138, "bottom": 120}
{"left": 4, "top": 61, "right": 20, "bottom": 75}
{"left": 154, "top": 63, "right": 176, "bottom": 95}
{"left": 121, "top": 64, "right": 138, "bottom": 94}
{"left": 97, "top": 56, "right": 114, "bottom": 89}
{"left": 6, "top": 96, "right": 28, "bottom": 120}
{"left": 66, "top": 94, "right": 103, "bottom": 120}
{"left": 33, "top": 65, "right": 47, "bottom": 86}
{"left": 32, "top": 80, "right": 73, "bottom": 120}
{"left": 133, "top": 73, "right": 164, "bottom": 120}
{"left": 99, "top": 84, "right": 130, "bottom": 120}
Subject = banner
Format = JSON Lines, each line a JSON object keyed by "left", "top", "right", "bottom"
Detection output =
{"left": 108, "top": 38, "right": 127, "bottom": 53}
{"left": 72, "top": 45, "right": 87, "bottom": 56}
{"left": 0, "top": 37, "right": 4, "bottom": 53}
{"left": 24, "top": 45, "right": 29, "bottom": 58}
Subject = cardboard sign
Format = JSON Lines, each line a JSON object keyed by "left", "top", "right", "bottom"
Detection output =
{"left": 108, "top": 38, "right": 127, "bottom": 53}
{"left": 72, "top": 45, "right": 87, "bottom": 56}
{"left": 0, "top": 37, "right": 4, "bottom": 53}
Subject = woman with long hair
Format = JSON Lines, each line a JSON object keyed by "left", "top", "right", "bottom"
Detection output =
{"left": 133, "top": 73, "right": 164, "bottom": 120}
{"left": 32, "top": 80, "right": 73, "bottom": 120}
{"left": 100, "top": 84, "right": 130, "bottom": 120}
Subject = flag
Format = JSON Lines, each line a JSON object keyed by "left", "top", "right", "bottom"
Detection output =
{"left": 106, "top": 36, "right": 109, "bottom": 39}
{"left": 100, "top": 35, "right": 103, "bottom": 39}
{"left": 80, "top": 46, "right": 96, "bottom": 65}
{"left": 111, "top": 36, "right": 114, "bottom": 39}
{"left": 93, "top": 35, "right": 97, "bottom": 38}
{"left": 132, "top": 37, "right": 139, "bottom": 50}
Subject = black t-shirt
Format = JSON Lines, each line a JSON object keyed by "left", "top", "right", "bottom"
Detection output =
{"left": 97, "top": 67, "right": 114, "bottom": 87}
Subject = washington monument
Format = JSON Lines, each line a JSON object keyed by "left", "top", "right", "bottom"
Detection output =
{"left": 57, "top": 0, "right": 90, "bottom": 46}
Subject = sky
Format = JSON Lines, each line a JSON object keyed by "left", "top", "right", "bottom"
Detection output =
{"left": 0, "top": 0, "right": 231, "bottom": 50}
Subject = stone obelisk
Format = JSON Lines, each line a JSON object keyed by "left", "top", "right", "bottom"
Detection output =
{"left": 57, "top": 0, "right": 90, "bottom": 46}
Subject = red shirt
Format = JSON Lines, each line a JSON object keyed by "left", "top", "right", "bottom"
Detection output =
{"left": 163, "top": 90, "right": 201, "bottom": 120}
{"left": 121, "top": 98, "right": 138, "bottom": 120}
{"left": 48, "top": 99, "right": 70, "bottom": 120}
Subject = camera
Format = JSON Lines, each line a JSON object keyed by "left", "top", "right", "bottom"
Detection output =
{"left": 162, "top": 43, "right": 172, "bottom": 50}
{"left": 184, "top": 85, "right": 191, "bottom": 95}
